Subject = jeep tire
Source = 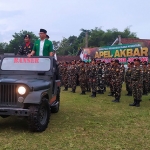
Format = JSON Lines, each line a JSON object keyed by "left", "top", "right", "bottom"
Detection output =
{"left": 28, "top": 98, "right": 50, "bottom": 132}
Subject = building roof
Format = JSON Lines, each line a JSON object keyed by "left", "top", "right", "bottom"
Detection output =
{"left": 121, "top": 38, "right": 150, "bottom": 47}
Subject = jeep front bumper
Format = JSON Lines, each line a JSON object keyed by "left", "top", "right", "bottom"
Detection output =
{"left": 0, "top": 108, "right": 30, "bottom": 116}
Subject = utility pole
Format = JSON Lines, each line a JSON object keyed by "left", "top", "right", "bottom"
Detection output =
{"left": 85, "top": 31, "right": 88, "bottom": 48}
{"left": 118, "top": 35, "right": 122, "bottom": 45}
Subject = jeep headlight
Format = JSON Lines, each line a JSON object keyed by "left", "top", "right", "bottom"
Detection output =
{"left": 18, "top": 86, "right": 26, "bottom": 95}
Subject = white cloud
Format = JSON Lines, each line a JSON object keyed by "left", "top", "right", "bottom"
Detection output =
{"left": 0, "top": 0, "right": 150, "bottom": 43}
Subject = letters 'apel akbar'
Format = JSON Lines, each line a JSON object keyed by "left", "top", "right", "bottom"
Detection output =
{"left": 14, "top": 58, "right": 39, "bottom": 63}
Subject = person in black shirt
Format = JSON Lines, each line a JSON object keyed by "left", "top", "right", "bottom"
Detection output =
{"left": 17, "top": 34, "right": 34, "bottom": 56}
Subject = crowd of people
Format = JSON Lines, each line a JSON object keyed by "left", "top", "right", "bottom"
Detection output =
{"left": 58, "top": 58, "right": 150, "bottom": 107}
{"left": 16, "top": 28, "right": 149, "bottom": 108}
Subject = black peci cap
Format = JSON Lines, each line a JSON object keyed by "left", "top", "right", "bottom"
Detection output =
{"left": 40, "top": 29, "right": 47, "bottom": 33}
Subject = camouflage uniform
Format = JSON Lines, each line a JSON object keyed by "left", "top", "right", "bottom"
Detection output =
{"left": 58, "top": 63, "right": 63, "bottom": 86}
{"left": 89, "top": 63, "right": 98, "bottom": 97}
{"left": 85, "top": 64, "right": 91, "bottom": 92}
{"left": 112, "top": 65, "right": 123, "bottom": 102}
{"left": 70, "top": 64, "right": 78, "bottom": 93}
{"left": 121, "top": 65, "right": 125, "bottom": 82}
{"left": 97, "top": 64, "right": 105, "bottom": 94}
{"left": 142, "top": 65, "right": 148, "bottom": 95}
{"left": 105, "top": 64, "right": 111, "bottom": 87}
{"left": 130, "top": 63, "right": 143, "bottom": 107}
{"left": 125, "top": 67, "right": 132, "bottom": 96}
{"left": 67, "top": 64, "right": 72, "bottom": 88}
{"left": 62, "top": 64, "right": 68, "bottom": 91}
{"left": 147, "top": 65, "right": 150, "bottom": 92}
{"left": 79, "top": 64, "right": 86, "bottom": 94}
{"left": 108, "top": 65, "right": 115, "bottom": 96}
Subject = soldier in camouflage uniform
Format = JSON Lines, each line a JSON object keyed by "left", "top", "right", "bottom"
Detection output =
{"left": 62, "top": 62, "right": 69, "bottom": 91}
{"left": 97, "top": 60, "right": 105, "bottom": 94}
{"left": 112, "top": 60, "right": 123, "bottom": 102}
{"left": 17, "top": 34, "right": 34, "bottom": 56}
{"left": 108, "top": 60, "right": 115, "bottom": 96}
{"left": 70, "top": 60, "right": 78, "bottom": 93}
{"left": 67, "top": 62, "right": 72, "bottom": 88}
{"left": 125, "top": 62, "right": 133, "bottom": 96}
{"left": 121, "top": 64, "right": 125, "bottom": 82}
{"left": 89, "top": 59, "right": 98, "bottom": 97}
{"left": 85, "top": 62, "right": 91, "bottom": 92}
{"left": 105, "top": 63, "right": 111, "bottom": 87}
{"left": 129, "top": 59, "right": 143, "bottom": 107}
{"left": 142, "top": 61, "right": 148, "bottom": 95}
{"left": 79, "top": 61, "right": 86, "bottom": 95}
{"left": 58, "top": 62, "right": 64, "bottom": 86}
{"left": 147, "top": 62, "right": 150, "bottom": 92}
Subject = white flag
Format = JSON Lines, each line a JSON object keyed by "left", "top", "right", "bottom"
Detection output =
{"left": 54, "top": 53, "right": 57, "bottom": 61}
{"left": 80, "top": 51, "right": 84, "bottom": 60}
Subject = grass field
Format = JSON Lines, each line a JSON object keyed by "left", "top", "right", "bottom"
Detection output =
{"left": 0, "top": 84, "right": 150, "bottom": 150}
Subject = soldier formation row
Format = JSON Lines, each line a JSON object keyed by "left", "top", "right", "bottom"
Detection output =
{"left": 58, "top": 58, "right": 148, "bottom": 107}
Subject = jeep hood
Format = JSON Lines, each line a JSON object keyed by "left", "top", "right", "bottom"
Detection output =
{"left": 0, "top": 78, "right": 51, "bottom": 91}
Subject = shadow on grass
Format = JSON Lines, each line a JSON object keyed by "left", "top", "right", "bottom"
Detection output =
{"left": 0, "top": 116, "right": 29, "bottom": 132}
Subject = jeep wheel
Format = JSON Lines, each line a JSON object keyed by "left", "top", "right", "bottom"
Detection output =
{"left": 51, "top": 89, "right": 60, "bottom": 113}
{"left": 28, "top": 98, "right": 50, "bottom": 132}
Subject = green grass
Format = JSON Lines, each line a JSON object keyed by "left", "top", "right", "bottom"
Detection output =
{"left": 0, "top": 84, "right": 150, "bottom": 150}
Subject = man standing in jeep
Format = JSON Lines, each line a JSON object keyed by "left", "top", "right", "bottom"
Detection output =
{"left": 28, "top": 29, "right": 53, "bottom": 57}
{"left": 17, "top": 34, "right": 34, "bottom": 56}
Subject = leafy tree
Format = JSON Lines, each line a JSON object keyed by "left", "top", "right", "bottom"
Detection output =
{"left": 6, "top": 30, "right": 38, "bottom": 54}
{"left": 0, "top": 42, "right": 8, "bottom": 50}
{"left": 52, "top": 41, "right": 60, "bottom": 51}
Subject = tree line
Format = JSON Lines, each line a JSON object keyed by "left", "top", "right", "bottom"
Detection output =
{"left": 0, "top": 27, "right": 138, "bottom": 55}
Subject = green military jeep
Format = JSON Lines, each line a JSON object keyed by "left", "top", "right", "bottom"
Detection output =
{"left": 0, "top": 56, "right": 60, "bottom": 132}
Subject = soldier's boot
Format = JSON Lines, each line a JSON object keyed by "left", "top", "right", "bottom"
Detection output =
{"left": 72, "top": 89, "right": 75, "bottom": 93}
{"left": 91, "top": 92, "right": 94, "bottom": 96}
{"left": 128, "top": 91, "right": 132, "bottom": 96}
{"left": 100, "top": 90, "right": 104, "bottom": 94}
{"left": 90, "top": 92, "right": 96, "bottom": 97}
{"left": 129, "top": 99, "right": 137, "bottom": 106}
{"left": 114, "top": 98, "right": 120, "bottom": 103}
{"left": 112, "top": 98, "right": 120, "bottom": 103}
{"left": 80, "top": 91, "right": 83, "bottom": 94}
{"left": 91, "top": 92, "right": 96, "bottom": 97}
{"left": 135, "top": 100, "right": 141, "bottom": 107}
{"left": 97, "top": 90, "right": 101, "bottom": 94}
{"left": 63, "top": 87, "right": 68, "bottom": 91}
{"left": 104, "top": 87, "right": 106, "bottom": 92}
{"left": 126, "top": 92, "right": 129, "bottom": 96}
{"left": 81, "top": 91, "right": 86, "bottom": 95}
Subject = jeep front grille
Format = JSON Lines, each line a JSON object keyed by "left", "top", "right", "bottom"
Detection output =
{"left": 0, "top": 84, "right": 18, "bottom": 107}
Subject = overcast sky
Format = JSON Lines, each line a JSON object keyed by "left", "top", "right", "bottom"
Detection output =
{"left": 0, "top": 0, "right": 150, "bottom": 43}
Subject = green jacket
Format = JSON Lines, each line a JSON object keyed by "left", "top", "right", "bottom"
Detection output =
{"left": 33, "top": 39, "right": 53, "bottom": 56}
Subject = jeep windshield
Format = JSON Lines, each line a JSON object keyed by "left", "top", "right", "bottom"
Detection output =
{"left": 1, "top": 57, "right": 51, "bottom": 71}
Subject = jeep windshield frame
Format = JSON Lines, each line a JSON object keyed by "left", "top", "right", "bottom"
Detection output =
{"left": 0, "top": 56, "right": 54, "bottom": 76}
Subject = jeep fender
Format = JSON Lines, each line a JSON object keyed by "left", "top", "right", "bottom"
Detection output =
{"left": 24, "top": 89, "right": 50, "bottom": 104}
